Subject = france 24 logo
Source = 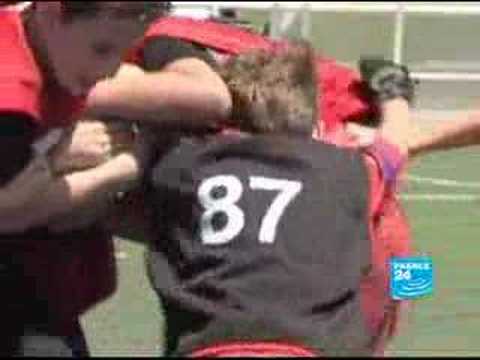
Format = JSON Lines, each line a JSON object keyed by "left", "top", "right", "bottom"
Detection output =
{"left": 390, "top": 257, "right": 434, "bottom": 300}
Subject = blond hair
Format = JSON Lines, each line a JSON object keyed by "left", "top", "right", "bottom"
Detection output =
{"left": 220, "top": 42, "right": 317, "bottom": 136}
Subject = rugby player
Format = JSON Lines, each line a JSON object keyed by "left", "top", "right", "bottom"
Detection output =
{"left": 80, "top": 16, "right": 415, "bottom": 353}
{"left": 0, "top": 1, "right": 168, "bottom": 356}
{"left": 141, "top": 44, "right": 416, "bottom": 357}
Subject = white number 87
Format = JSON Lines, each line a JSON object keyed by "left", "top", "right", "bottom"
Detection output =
{"left": 198, "top": 175, "right": 303, "bottom": 246}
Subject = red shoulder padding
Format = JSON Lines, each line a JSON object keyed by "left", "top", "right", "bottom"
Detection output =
{"left": 144, "top": 17, "right": 274, "bottom": 54}
{"left": 0, "top": 10, "right": 42, "bottom": 121}
{"left": 0, "top": 10, "right": 85, "bottom": 129}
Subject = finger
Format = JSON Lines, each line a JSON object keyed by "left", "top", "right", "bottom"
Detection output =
{"left": 101, "top": 142, "right": 113, "bottom": 156}
{"left": 77, "top": 120, "right": 108, "bottom": 134}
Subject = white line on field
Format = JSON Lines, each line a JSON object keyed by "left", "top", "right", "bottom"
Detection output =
{"left": 401, "top": 194, "right": 480, "bottom": 201}
{"left": 407, "top": 176, "right": 480, "bottom": 188}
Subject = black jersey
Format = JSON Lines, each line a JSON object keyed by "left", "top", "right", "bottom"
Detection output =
{"left": 146, "top": 134, "right": 373, "bottom": 356}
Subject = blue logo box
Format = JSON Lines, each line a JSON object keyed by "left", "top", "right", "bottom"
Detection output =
{"left": 390, "top": 257, "right": 434, "bottom": 300}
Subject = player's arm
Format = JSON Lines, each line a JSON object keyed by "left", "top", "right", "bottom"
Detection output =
{"left": 85, "top": 37, "right": 232, "bottom": 130}
{"left": 100, "top": 129, "right": 176, "bottom": 243}
{"left": 42, "top": 152, "right": 141, "bottom": 234}
{"left": 376, "top": 99, "right": 411, "bottom": 158}
{"left": 358, "top": 57, "right": 415, "bottom": 158}
{"left": 408, "top": 112, "right": 480, "bottom": 157}
{"left": 0, "top": 150, "right": 141, "bottom": 233}
{"left": 0, "top": 118, "right": 141, "bottom": 233}
{"left": 356, "top": 58, "right": 415, "bottom": 213}
{"left": 49, "top": 119, "right": 135, "bottom": 175}
{"left": 46, "top": 123, "right": 156, "bottom": 234}
{"left": 0, "top": 113, "right": 54, "bottom": 214}
{"left": 362, "top": 99, "right": 411, "bottom": 213}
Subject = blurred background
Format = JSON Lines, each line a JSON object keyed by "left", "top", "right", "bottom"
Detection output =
{"left": 172, "top": 1, "right": 480, "bottom": 112}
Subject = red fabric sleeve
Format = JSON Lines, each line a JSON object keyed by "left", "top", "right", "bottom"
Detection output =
{"left": 360, "top": 138, "right": 411, "bottom": 353}
{"left": 364, "top": 154, "right": 385, "bottom": 219}
{"left": 0, "top": 80, "right": 41, "bottom": 122}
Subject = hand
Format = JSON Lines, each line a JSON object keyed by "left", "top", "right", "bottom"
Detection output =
{"left": 47, "top": 151, "right": 144, "bottom": 235}
{"left": 50, "top": 119, "right": 135, "bottom": 174}
{"left": 105, "top": 151, "right": 143, "bottom": 187}
{"left": 0, "top": 156, "right": 52, "bottom": 211}
{"left": 359, "top": 57, "right": 417, "bottom": 104}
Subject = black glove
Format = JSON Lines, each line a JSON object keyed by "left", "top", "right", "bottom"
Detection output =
{"left": 359, "top": 56, "right": 417, "bottom": 104}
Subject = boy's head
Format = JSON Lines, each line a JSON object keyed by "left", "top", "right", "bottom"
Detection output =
{"left": 220, "top": 42, "right": 317, "bottom": 137}
{"left": 32, "top": 2, "right": 170, "bottom": 96}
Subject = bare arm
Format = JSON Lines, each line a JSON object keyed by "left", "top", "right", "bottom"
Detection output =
{"left": 86, "top": 59, "right": 232, "bottom": 130}
{"left": 86, "top": 36, "right": 232, "bottom": 130}
{"left": 0, "top": 118, "right": 140, "bottom": 232}
{"left": 46, "top": 151, "right": 142, "bottom": 234}
{"left": 49, "top": 119, "right": 135, "bottom": 174}
{"left": 357, "top": 57, "right": 416, "bottom": 158}
{"left": 0, "top": 152, "right": 141, "bottom": 233}
{"left": 0, "top": 156, "right": 52, "bottom": 214}
{"left": 0, "top": 114, "right": 50, "bottom": 216}
{"left": 377, "top": 99, "right": 412, "bottom": 157}
{"left": 408, "top": 111, "right": 480, "bottom": 157}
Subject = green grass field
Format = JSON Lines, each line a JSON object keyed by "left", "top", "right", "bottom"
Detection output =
{"left": 390, "top": 148, "right": 480, "bottom": 356}
{"left": 80, "top": 8, "right": 480, "bottom": 356}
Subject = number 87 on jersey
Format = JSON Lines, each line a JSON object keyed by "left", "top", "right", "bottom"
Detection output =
{"left": 197, "top": 175, "right": 303, "bottom": 246}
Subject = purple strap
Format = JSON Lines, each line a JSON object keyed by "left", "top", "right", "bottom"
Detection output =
{"left": 365, "top": 137, "right": 406, "bottom": 185}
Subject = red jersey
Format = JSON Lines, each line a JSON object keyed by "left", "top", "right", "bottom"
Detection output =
{"left": 0, "top": 8, "right": 116, "bottom": 334}
{"left": 0, "top": 9, "right": 84, "bottom": 131}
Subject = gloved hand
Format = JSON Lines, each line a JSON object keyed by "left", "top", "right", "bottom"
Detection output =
{"left": 359, "top": 56, "right": 417, "bottom": 104}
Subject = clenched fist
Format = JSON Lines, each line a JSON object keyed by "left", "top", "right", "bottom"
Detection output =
{"left": 50, "top": 119, "right": 136, "bottom": 175}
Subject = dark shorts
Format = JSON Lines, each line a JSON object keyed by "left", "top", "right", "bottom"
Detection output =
{"left": 0, "top": 256, "right": 89, "bottom": 357}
